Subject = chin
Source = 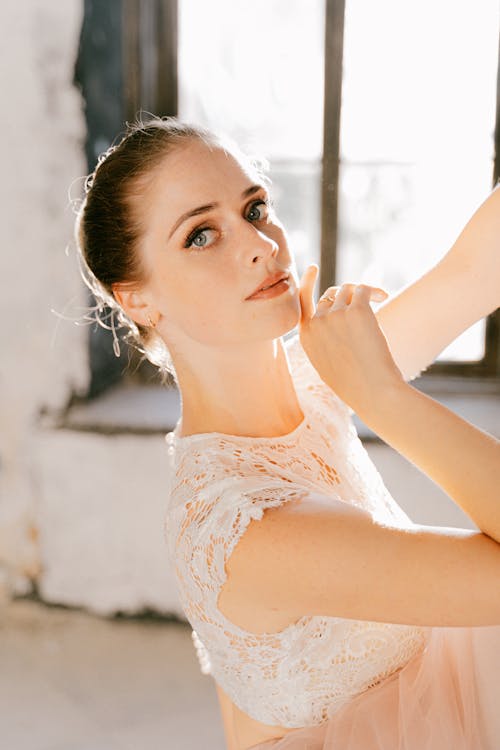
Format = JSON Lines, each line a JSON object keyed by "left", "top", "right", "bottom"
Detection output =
{"left": 266, "top": 302, "right": 301, "bottom": 339}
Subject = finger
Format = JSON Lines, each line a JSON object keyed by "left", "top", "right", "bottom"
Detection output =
{"left": 370, "top": 286, "right": 389, "bottom": 302}
{"left": 331, "top": 282, "right": 357, "bottom": 311}
{"left": 332, "top": 283, "right": 388, "bottom": 310}
{"left": 351, "top": 285, "right": 389, "bottom": 306}
{"left": 318, "top": 285, "right": 340, "bottom": 305}
{"left": 316, "top": 287, "right": 340, "bottom": 317}
{"left": 299, "top": 264, "right": 319, "bottom": 322}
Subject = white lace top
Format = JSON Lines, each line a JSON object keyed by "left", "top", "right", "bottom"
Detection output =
{"left": 163, "top": 332, "right": 430, "bottom": 728}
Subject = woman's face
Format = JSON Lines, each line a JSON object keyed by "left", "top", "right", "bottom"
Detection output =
{"left": 131, "top": 138, "right": 301, "bottom": 350}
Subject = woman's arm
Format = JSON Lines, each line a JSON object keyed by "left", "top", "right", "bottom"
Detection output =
{"left": 375, "top": 184, "right": 500, "bottom": 381}
{"left": 358, "top": 380, "right": 500, "bottom": 544}
{"left": 298, "top": 273, "right": 500, "bottom": 544}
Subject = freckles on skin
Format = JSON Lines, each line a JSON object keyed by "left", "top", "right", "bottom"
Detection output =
{"left": 132, "top": 140, "right": 300, "bottom": 345}
{"left": 146, "top": 258, "right": 241, "bottom": 346}
{"left": 165, "top": 268, "right": 299, "bottom": 348}
{"left": 168, "top": 254, "right": 299, "bottom": 347}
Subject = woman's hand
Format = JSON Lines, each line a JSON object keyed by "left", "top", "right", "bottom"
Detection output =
{"left": 298, "top": 264, "right": 405, "bottom": 418}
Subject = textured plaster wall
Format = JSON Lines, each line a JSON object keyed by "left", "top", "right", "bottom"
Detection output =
{"left": 32, "top": 427, "right": 178, "bottom": 617}
{"left": 0, "top": 1, "right": 89, "bottom": 597}
{"left": 0, "top": 1, "right": 184, "bottom": 617}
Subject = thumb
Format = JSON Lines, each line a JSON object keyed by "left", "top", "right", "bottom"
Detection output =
{"left": 299, "top": 264, "right": 319, "bottom": 323}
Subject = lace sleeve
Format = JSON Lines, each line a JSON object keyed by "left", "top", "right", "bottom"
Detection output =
{"left": 173, "top": 478, "right": 319, "bottom": 672}
{"left": 194, "top": 479, "right": 316, "bottom": 585}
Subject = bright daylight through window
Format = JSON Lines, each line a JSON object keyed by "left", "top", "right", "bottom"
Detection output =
{"left": 178, "top": 0, "right": 499, "bottom": 363}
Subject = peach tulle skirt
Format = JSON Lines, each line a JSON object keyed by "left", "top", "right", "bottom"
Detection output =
{"left": 248, "top": 625, "right": 500, "bottom": 750}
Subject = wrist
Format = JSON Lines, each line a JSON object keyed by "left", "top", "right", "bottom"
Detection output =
{"left": 356, "top": 379, "right": 413, "bottom": 428}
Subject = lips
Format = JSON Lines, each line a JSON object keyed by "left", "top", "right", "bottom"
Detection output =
{"left": 246, "top": 271, "right": 289, "bottom": 300}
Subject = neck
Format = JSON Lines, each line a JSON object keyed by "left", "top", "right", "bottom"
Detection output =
{"left": 175, "top": 337, "right": 304, "bottom": 438}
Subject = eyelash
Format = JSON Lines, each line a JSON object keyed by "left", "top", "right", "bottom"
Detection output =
{"left": 183, "top": 197, "right": 275, "bottom": 250}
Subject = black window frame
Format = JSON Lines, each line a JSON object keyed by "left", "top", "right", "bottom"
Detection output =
{"left": 320, "top": 0, "right": 500, "bottom": 380}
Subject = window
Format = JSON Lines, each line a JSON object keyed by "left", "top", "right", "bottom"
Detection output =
{"left": 74, "top": 0, "right": 176, "bottom": 396}
{"left": 75, "top": 0, "right": 500, "bottom": 397}
{"left": 336, "top": 0, "right": 499, "bottom": 372}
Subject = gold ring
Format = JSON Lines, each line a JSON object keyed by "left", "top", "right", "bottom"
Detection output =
{"left": 320, "top": 295, "right": 335, "bottom": 303}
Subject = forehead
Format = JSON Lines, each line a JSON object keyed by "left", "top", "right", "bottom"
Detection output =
{"left": 148, "top": 138, "right": 260, "bottom": 204}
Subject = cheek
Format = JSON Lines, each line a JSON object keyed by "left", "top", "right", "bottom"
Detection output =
{"left": 177, "top": 278, "right": 236, "bottom": 334}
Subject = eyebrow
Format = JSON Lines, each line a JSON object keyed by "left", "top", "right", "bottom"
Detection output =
{"left": 168, "top": 184, "right": 266, "bottom": 240}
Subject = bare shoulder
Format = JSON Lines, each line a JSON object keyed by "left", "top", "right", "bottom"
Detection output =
{"left": 223, "top": 492, "right": 500, "bottom": 628}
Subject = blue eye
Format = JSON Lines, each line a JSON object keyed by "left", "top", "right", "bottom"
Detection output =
{"left": 246, "top": 199, "right": 272, "bottom": 222}
{"left": 183, "top": 197, "right": 274, "bottom": 250}
{"left": 183, "top": 226, "right": 217, "bottom": 249}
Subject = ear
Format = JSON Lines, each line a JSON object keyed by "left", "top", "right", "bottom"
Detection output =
{"left": 112, "top": 282, "right": 151, "bottom": 327}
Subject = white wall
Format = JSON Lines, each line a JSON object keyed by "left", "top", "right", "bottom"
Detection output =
{"left": 32, "top": 426, "right": 177, "bottom": 617}
{"left": 0, "top": 0, "right": 89, "bottom": 598}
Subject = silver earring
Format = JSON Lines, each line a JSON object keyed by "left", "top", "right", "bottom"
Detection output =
{"left": 111, "top": 311, "right": 121, "bottom": 357}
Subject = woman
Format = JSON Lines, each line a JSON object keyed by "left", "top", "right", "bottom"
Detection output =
{"left": 75, "top": 115, "right": 500, "bottom": 750}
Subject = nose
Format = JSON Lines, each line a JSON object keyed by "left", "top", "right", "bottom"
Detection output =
{"left": 242, "top": 222, "right": 279, "bottom": 265}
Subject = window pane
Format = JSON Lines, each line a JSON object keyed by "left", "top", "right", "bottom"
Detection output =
{"left": 338, "top": 0, "right": 498, "bottom": 361}
{"left": 178, "top": 0, "right": 325, "bottom": 280}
